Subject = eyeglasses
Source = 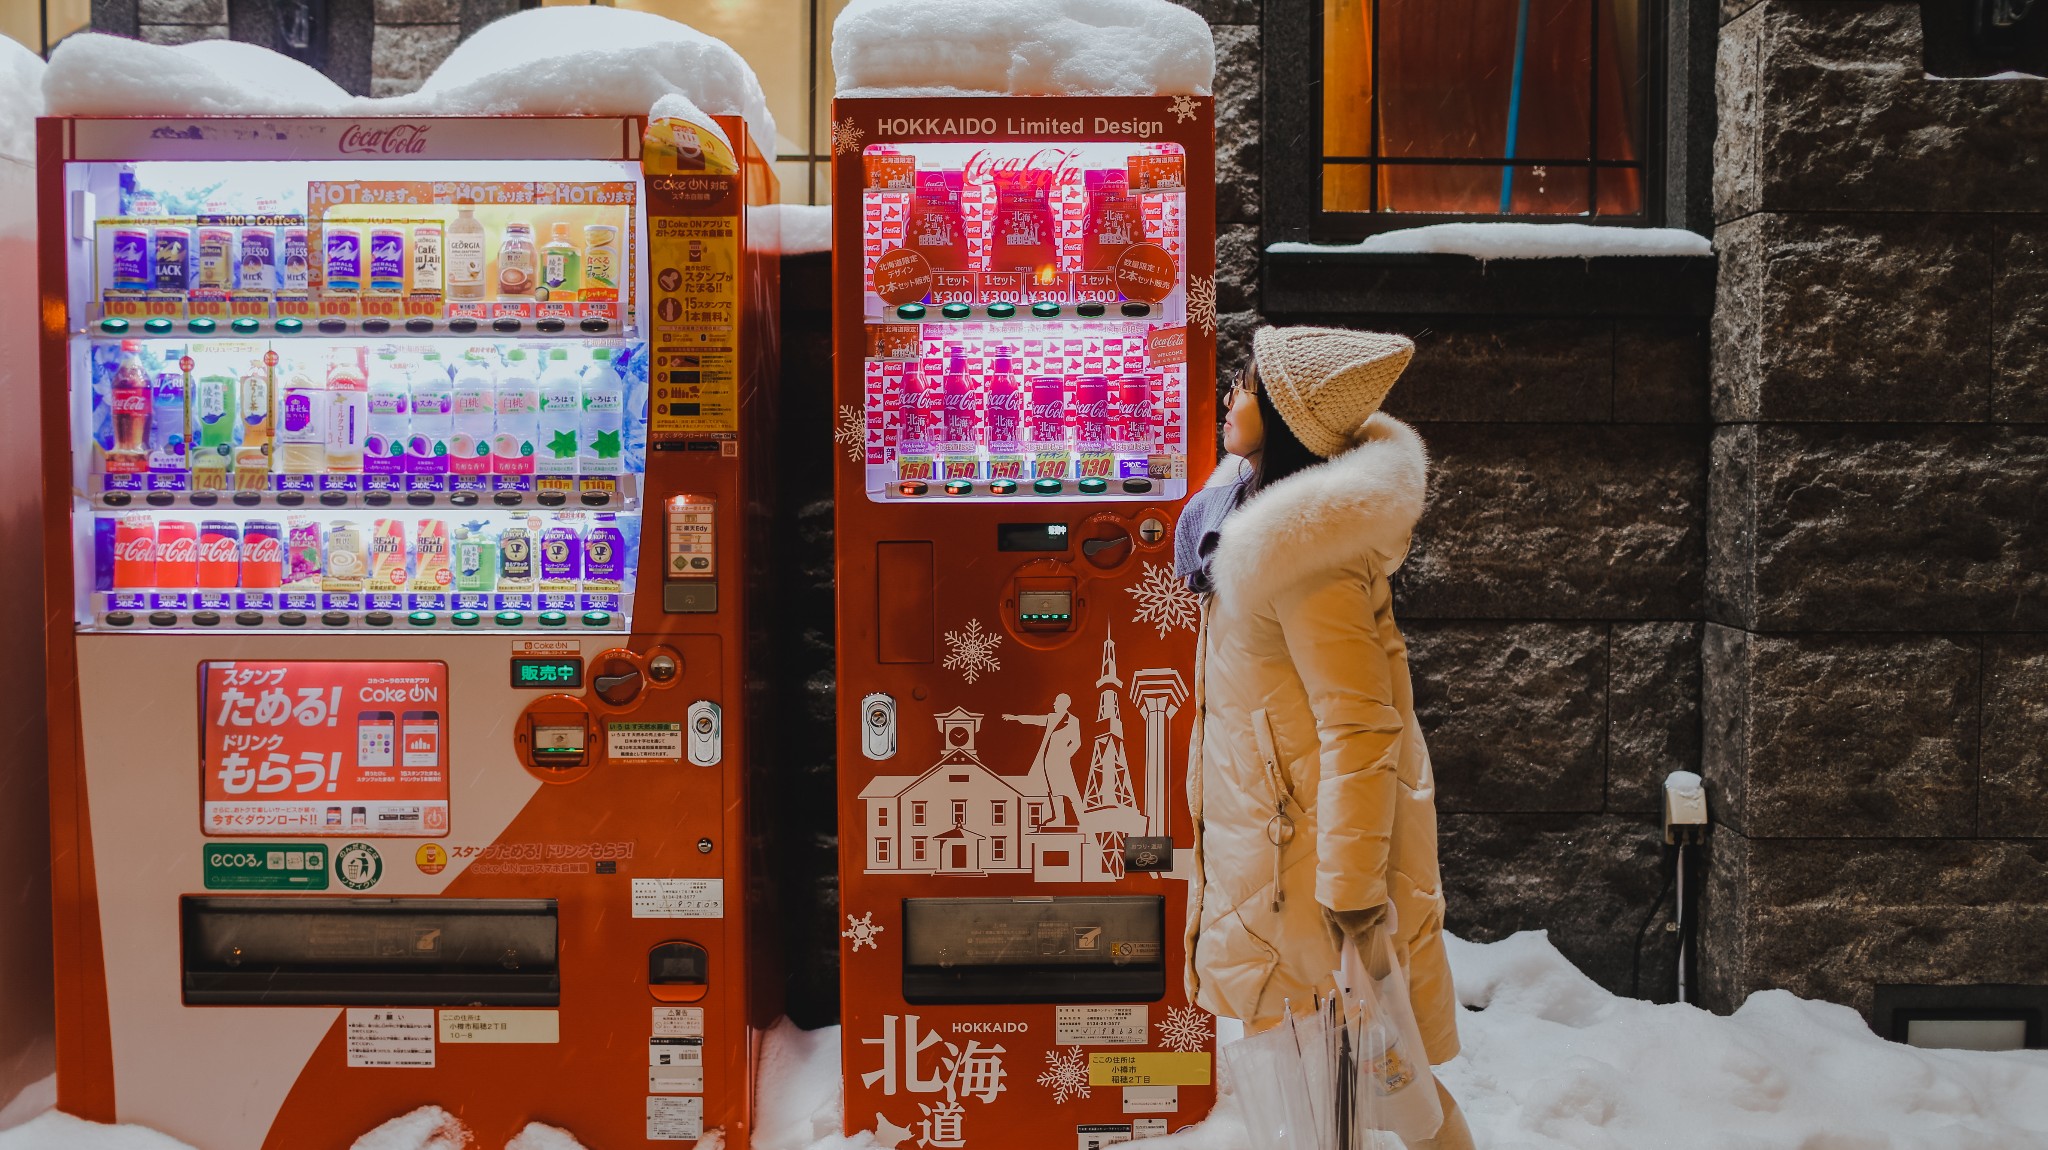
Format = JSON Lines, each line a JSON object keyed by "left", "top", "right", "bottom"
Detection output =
{"left": 1228, "top": 365, "right": 1257, "bottom": 401}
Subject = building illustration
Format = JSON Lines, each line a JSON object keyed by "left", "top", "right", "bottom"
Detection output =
{"left": 860, "top": 627, "right": 1184, "bottom": 885}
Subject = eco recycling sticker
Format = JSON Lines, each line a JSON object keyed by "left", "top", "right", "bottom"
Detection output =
{"left": 336, "top": 842, "right": 384, "bottom": 890}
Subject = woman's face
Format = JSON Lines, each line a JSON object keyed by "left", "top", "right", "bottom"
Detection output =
{"left": 1222, "top": 360, "right": 1264, "bottom": 459}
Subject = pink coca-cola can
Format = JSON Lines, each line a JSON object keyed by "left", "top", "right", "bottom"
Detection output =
{"left": 1072, "top": 375, "right": 1109, "bottom": 450}
{"left": 156, "top": 520, "right": 198, "bottom": 589}
{"left": 1027, "top": 376, "right": 1066, "bottom": 446}
{"left": 197, "top": 520, "right": 240, "bottom": 588}
{"left": 113, "top": 513, "right": 156, "bottom": 589}
{"left": 241, "top": 519, "right": 283, "bottom": 588}
{"left": 1112, "top": 374, "right": 1154, "bottom": 450}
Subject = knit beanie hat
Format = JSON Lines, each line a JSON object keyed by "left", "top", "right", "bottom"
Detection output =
{"left": 1251, "top": 326, "right": 1415, "bottom": 458}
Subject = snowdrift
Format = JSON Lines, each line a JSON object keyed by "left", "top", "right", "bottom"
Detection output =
{"left": 832, "top": 0, "right": 1214, "bottom": 98}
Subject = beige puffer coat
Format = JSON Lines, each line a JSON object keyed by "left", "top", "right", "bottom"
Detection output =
{"left": 1184, "top": 412, "right": 1458, "bottom": 1062}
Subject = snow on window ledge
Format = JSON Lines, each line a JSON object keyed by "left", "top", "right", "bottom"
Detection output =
{"left": 1270, "top": 223, "right": 1713, "bottom": 262}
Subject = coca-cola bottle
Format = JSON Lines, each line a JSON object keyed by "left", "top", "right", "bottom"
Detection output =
{"left": 898, "top": 361, "right": 940, "bottom": 455}
{"left": 940, "top": 348, "right": 977, "bottom": 454}
{"left": 985, "top": 346, "right": 1024, "bottom": 453}
{"left": 109, "top": 340, "right": 152, "bottom": 470}
{"left": 991, "top": 169, "right": 1056, "bottom": 280}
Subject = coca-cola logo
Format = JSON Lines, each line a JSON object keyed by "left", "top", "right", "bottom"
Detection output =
{"left": 111, "top": 392, "right": 151, "bottom": 413}
{"left": 115, "top": 537, "right": 157, "bottom": 562}
{"left": 339, "top": 123, "right": 431, "bottom": 155}
{"left": 962, "top": 148, "right": 1080, "bottom": 189}
{"left": 198, "top": 536, "right": 239, "bottom": 563}
{"left": 157, "top": 536, "right": 198, "bottom": 563}
{"left": 988, "top": 391, "right": 1025, "bottom": 413}
{"left": 243, "top": 535, "right": 282, "bottom": 564}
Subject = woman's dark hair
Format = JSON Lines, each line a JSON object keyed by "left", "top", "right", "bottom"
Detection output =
{"left": 1241, "top": 382, "right": 1323, "bottom": 500}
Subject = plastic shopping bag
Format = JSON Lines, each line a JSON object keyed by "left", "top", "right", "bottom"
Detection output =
{"left": 1220, "top": 1004, "right": 1323, "bottom": 1150}
{"left": 1333, "top": 913, "right": 1443, "bottom": 1145}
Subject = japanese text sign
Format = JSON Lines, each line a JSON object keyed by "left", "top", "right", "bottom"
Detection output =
{"left": 201, "top": 661, "right": 450, "bottom": 838}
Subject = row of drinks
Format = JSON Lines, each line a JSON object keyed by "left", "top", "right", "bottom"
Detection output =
{"left": 108, "top": 213, "right": 619, "bottom": 304}
{"left": 872, "top": 344, "right": 1164, "bottom": 481}
{"left": 103, "top": 342, "right": 632, "bottom": 495}
{"left": 99, "top": 512, "right": 634, "bottom": 614}
{"left": 881, "top": 167, "right": 1165, "bottom": 277}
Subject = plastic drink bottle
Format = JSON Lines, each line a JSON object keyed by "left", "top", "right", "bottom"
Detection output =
{"left": 188, "top": 365, "right": 238, "bottom": 489}
{"left": 492, "top": 348, "right": 539, "bottom": 476}
{"left": 897, "top": 364, "right": 938, "bottom": 455}
{"left": 985, "top": 347, "right": 1023, "bottom": 453}
{"left": 541, "top": 222, "right": 581, "bottom": 295}
{"left": 940, "top": 349, "right": 977, "bottom": 453}
{"left": 324, "top": 350, "right": 368, "bottom": 473}
{"left": 407, "top": 352, "right": 452, "bottom": 478}
{"left": 578, "top": 348, "right": 625, "bottom": 475}
{"left": 453, "top": 526, "right": 498, "bottom": 594}
{"left": 277, "top": 358, "right": 326, "bottom": 474}
{"left": 365, "top": 353, "right": 410, "bottom": 479}
{"left": 497, "top": 222, "right": 537, "bottom": 297}
{"left": 536, "top": 348, "right": 581, "bottom": 476}
{"left": 450, "top": 352, "right": 497, "bottom": 475}
{"left": 109, "top": 341, "right": 151, "bottom": 468}
{"left": 447, "top": 206, "right": 487, "bottom": 301}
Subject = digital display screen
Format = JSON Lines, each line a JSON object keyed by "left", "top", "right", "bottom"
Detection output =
{"left": 997, "top": 523, "right": 1071, "bottom": 552}
{"left": 510, "top": 657, "right": 583, "bottom": 690}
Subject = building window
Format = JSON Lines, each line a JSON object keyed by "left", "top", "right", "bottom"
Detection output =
{"left": 1311, "top": 0, "right": 1658, "bottom": 236}
{"left": 951, "top": 800, "right": 967, "bottom": 826}
{"left": 912, "top": 838, "right": 927, "bottom": 862}
{"left": 875, "top": 805, "right": 889, "bottom": 829}
{"left": 991, "top": 802, "right": 1006, "bottom": 826}
{"left": 1028, "top": 802, "right": 1043, "bottom": 830}
{"left": 992, "top": 838, "right": 1007, "bottom": 863}
{"left": 912, "top": 801, "right": 926, "bottom": 826}
{"left": 876, "top": 839, "right": 890, "bottom": 863}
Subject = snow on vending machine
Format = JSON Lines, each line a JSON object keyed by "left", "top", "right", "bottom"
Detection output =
{"left": 38, "top": 110, "right": 780, "bottom": 1148}
{"left": 832, "top": 97, "right": 1219, "bottom": 1148}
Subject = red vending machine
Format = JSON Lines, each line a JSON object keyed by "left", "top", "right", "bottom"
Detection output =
{"left": 39, "top": 110, "right": 779, "bottom": 1148}
{"left": 832, "top": 97, "right": 1218, "bottom": 1148}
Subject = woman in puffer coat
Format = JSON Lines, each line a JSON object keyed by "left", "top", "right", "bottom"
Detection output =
{"left": 1178, "top": 326, "right": 1473, "bottom": 1149}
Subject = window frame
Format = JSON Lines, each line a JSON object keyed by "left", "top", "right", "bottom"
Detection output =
{"left": 1265, "top": 0, "right": 1710, "bottom": 244}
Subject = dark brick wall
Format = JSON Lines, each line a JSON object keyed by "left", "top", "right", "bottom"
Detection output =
{"left": 1700, "top": 1, "right": 2048, "bottom": 1022}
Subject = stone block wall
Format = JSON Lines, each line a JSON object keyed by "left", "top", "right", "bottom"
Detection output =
{"left": 1701, "top": 1, "right": 2048, "bottom": 1020}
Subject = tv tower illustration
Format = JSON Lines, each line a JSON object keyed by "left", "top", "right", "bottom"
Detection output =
{"left": 1080, "top": 623, "right": 1145, "bottom": 878}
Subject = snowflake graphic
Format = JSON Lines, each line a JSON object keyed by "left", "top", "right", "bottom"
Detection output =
{"left": 1128, "top": 562, "right": 1199, "bottom": 638}
{"left": 1035, "top": 1047, "right": 1091, "bottom": 1104}
{"left": 1156, "top": 1006, "right": 1213, "bottom": 1053}
{"left": 833, "top": 117, "right": 866, "bottom": 156}
{"left": 835, "top": 404, "right": 868, "bottom": 462}
{"left": 1187, "top": 274, "right": 1217, "bottom": 338}
{"left": 942, "top": 619, "right": 1004, "bottom": 684}
{"left": 842, "top": 911, "right": 884, "bottom": 953}
{"left": 1169, "top": 95, "right": 1200, "bottom": 123}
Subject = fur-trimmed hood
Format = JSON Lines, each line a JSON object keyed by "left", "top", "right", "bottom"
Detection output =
{"left": 1208, "top": 412, "right": 1429, "bottom": 601}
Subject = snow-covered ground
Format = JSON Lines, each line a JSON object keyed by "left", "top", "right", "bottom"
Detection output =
{"left": 7, "top": 931, "right": 2046, "bottom": 1149}
{"left": 832, "top": 0, "right": 1212, "bottom": 98}
{"left": 1270, "top": 223, "right": 1713, "bottom": 261}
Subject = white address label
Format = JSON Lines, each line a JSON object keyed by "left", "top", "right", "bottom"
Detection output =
{"left": 438, "top": 1009, "right": 560, "bottom": 1044}
{"left": 632, "top": 877, "right": 725, "bottom": 918}
{"left": 1057, "top": 1004, "right": 1148, "bottom": 1046}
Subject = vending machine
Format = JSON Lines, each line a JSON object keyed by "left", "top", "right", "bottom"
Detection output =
{"left": 39, "top": 110, "right": 780, "bottom": 1148}
{"left": 831, "top": 97, "right": 1219, "bottom": 1148}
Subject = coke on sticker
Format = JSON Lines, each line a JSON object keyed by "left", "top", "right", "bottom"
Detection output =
{"left": 156, "top": 520, "right": 199, "bottom": 589}
{"left": 197, "top": 520, "right": 240, "bottom": 588}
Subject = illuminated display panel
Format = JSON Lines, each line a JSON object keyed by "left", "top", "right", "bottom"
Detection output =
{"left": 856, "top": 141, "right": 1191, "bottom": 504}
